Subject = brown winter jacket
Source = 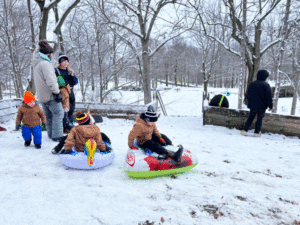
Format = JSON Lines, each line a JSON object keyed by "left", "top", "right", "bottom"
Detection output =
{"left": 60, "top": 85, "right": 71, "bottom": 112}
{"left": 128, "top": 115, "right": 162, "bottom": 147}
{"left": 64, "top": 124, "right": 106, "bottom": 152}
{"left": 16, "top": 103, "right": 46, "bottom": 127}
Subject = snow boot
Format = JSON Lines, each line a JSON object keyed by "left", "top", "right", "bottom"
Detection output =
{"left": 35, "top": 144, "right": 41, "bottom": 149}
{"left": 167, "top": 145, "right": 184, "bottom": 162}
{"left": 254, "top": 133, "right": 261, "bottom": 137}
{"left": 240, "top": 130, "right": 247, "bottom": 136}
{"left": 51, "top": 136, "right": 68, "bottom": 154}
{"left": 24, "top": 140, "right": 31, "bottom": 147}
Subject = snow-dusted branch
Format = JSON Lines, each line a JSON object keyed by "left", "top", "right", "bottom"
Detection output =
{"left": 53, "top": 0, "right": 81, "bottom": 35}
{"left": 260, "top": 39, "right": 281, "bottom": 56}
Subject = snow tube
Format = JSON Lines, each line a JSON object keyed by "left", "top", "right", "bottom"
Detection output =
{"left": 59, "top": 140, "right": 114, "bottom": 170}
{"left": 125, "top": 140, "right": 198, "bottom": 179}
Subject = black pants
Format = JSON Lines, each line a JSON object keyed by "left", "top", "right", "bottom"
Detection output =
{"left": 56, "top": 132, "right": 111, "bottom": 150}
{"left": 140, "top": 133, "right": 172, "bottom": 155}
{"left": 68, "top": 90, "right": 76, "bottom": 123}
{"left": 244, "top": 109, "right": 265, "bottom": 133}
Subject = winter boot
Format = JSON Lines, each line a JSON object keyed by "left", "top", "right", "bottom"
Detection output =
{"left": 167, "top": 145, "right": 184, "bottom": 162}
{"left": 24, "top": 140, "right": 31, "bottom": 147}
{"left": 51, "top": 145, "right": 63, "bottom": 154}
{"left": 35, "top": 144, "right": 41, "bottom": 149}
{"left": 51, "top": 136, "right": 68, "bottom": 154}
{"left": 240, "top": 130, "right": 247, "bottom": 136}
{"left": 254, "top": 133, "right": 261, "bottom": 137}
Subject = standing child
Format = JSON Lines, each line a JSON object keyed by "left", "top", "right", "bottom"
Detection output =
{"left": 128, "top": 105, "right": 183, "bottom": 162}
{"left": 15, "top": 91, "right": 46, "bottom": 149}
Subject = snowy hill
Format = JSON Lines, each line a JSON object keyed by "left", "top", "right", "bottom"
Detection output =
{"left": 0, "top": 86, "right": 300, "bottom": 225}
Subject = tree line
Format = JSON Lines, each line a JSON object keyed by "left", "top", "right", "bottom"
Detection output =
{"left": 0, "top": 0, "right": 299, "bottom": 114}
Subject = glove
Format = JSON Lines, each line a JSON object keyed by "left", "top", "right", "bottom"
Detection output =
{"left": 60, "top": 149, "right": 72, "bottom": 154}
{"left": 41, "top": 123, "right": 47, "bottom": 131}
{"left": 130, "top": 146, "right": 139, "bottom": 150}
{"left": 15, "top": 124, "right": 21, "bottom": 131}
{"left": 160, "top": 138, "right": 166, "bottom": 146}
{"left": 53, "top": 92, "right": 62, "bottom": 103}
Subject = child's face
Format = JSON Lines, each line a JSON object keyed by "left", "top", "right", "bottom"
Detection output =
{"left": 147, "top": 121, "right": 154, "bottom": 126}
{"left": 27, "top": 100, "right": 35, "bottom": 107}
{"left": 61, "top": 60, "right": 69, "bottom": 69}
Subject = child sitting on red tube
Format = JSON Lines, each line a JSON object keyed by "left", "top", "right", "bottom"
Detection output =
{"left": 128, "top": 105, "right": 183, "bottom": 162}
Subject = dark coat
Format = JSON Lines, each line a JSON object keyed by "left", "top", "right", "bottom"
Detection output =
{"left": 55, "top": 68, "right": 78, "bottom": 88}
{"left": 246, "top": 72, "right": 273, "bottom": 111}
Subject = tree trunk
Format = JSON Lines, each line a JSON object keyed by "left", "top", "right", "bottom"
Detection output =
{"left": 91, "top": 44, "right": 95, "bottom": 91}
{"left": 141, "top": 40, "right": 151, "bottom": 104}
{"left": 238, "top": 0, "right": 247, "bottom": 110}
{"left": 174, "top": 59, "right": 178, "bottom": 87}
{"left": 272, "top": 0, "right": 291, "bottom": 113}
{"left": 165, "top": 62, "right": 169, "bottom": 87}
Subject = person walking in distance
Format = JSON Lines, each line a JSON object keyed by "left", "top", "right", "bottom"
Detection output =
{"left": 241, "top": 69, "right": 273, "bottom": 137}
{"left": 32, "top": 40, "right": 64, "bottom": 142}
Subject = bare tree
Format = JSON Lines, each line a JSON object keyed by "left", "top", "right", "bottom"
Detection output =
{"left": 100, "top": 0, "right": 193, "bottom": 104}
{"left": 272, "top": 0, "right": 292, "bottom": 113}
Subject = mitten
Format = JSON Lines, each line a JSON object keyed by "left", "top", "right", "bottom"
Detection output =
{"left": 15, "top": 124, "right": 21, "bottom": 131}
{"left": 130, "top": 146, "right": 139, "bottom": 150}
{"left": 53, "top": 92, "right": 62, "bottom": 103}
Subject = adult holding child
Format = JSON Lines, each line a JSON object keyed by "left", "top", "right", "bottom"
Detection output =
{"left": 55, "top": 52, "right": 78, "bottom": 125}
{"left": 32, "top": 40, "right": 64, "bottom": 142}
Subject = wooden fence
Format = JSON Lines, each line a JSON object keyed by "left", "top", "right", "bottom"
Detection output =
{"left": 0, "top": 99, "right": 149, "bottom": 124}
{"left": 203, "top": 106, "right": 300, "bottom": 137}
{"left": 0, "top": 99, "right": 23, "bottom": 123}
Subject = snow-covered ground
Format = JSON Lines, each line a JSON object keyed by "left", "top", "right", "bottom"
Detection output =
{"left": 1, "top": 86, "right": 300, "bottom": 225}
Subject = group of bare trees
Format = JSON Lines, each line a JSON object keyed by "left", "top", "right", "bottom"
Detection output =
{"left": 0, "top": 0, "right": 300, "bottom": 114}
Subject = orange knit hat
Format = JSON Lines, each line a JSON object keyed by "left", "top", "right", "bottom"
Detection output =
{"left": 24, "top": 91, "right": 35, "bottom": 104}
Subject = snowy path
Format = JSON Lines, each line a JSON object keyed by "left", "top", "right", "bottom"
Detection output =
{"left": 1, "top": 115, "right": 300, "bottom": 225}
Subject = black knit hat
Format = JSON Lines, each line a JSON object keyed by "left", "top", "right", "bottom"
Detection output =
{"left": 144, "top": 105, "right": 158, "bottom": 122}
{"left": 39, "top": 40, "right": 54, "bottom": 54}
{"left": 58, "top": 52, "right": 69, "bottom": 64}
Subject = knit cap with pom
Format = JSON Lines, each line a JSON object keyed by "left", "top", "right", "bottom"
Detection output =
{"left": 24, "top": 91, "right": 36, "bottom": 104}
{"left": 76, "top": 111, "right": 90, "bottom": 125}
{"left": 39, "top": 40, "right": 54, "bottom": 54}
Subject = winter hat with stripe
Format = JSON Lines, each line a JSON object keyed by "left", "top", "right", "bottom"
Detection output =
{"left": 39, "top": 40, "right": 54, "bottom": 54}
{"left": 24, "top": 91, "right": 35, "bottom": 104}
{"left": 58, "top": 52, "right": 69, "bottom": 64}
{"left": 144, "top": 105, "right": 158, "bottom": 122}
{"left": 75, "top": 111, "right": 91, "bottom": 125}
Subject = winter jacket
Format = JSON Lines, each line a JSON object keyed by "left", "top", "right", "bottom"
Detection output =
{"left": 246, "top": 73, "right": 273, "bottom": 111}
{"left": 16, "top": 103, "right": 46, "bottom": 127}
{"left": 60, "top": 85, "right": 71, "bottom": 111}
{"left": 32, "top": 52, "right": 60, "bottom": 103}
{"left": 55, "top": 68, "right": 78, "bottom": 88}
{"left": 128, "top": 114, "right": 162, "bottom": 148}
{"left": 64, "top": 125, "right": 106, "bottom": 152}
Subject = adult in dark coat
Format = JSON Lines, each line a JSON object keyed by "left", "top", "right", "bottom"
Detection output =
{"left": 241, "top": 69, "right": 273, "bottom": 136}
{"left": 55, "top": 52, "right": 78, "bottom": 124}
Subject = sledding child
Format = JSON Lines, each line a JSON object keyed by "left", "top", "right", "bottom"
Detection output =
{"left": 51, "top": 111, "right": 111, "bottom": 154}
{"left": 55, "top": 67, "right": 73, "bottom": 133}
{"left": 128, "top": 105, "right": 183, "bottom": 162}
{"left": 15, "top": 91, "right": 46, "bottom": 149}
